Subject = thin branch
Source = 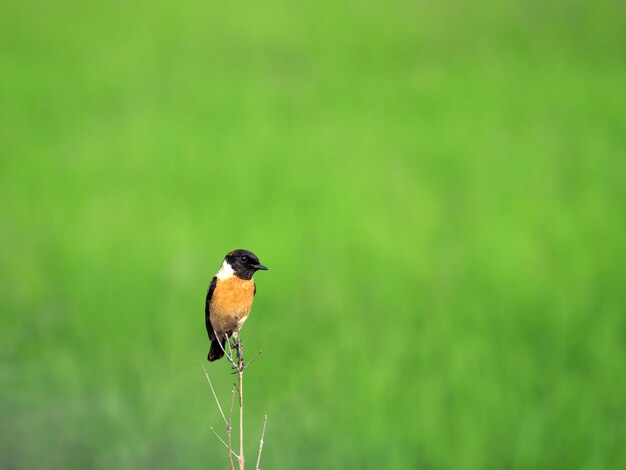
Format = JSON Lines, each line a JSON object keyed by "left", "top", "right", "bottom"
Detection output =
{"left": 243, "top": 350, "right": 263, "bottom": 370}
{"left": 214, "top": 330, "right": 235, "bottom": 363}
{"left": 255, "top": 415, "right": 268, "bottom": 470}
{"left": 210, "top": 427, "right": 239, "bottom": 458}
{"left": 237, "top": 339, "right": 245, "bottom": 470}
{"left": 229, "top": 387, "right": 236, "bottom": 426}
{"left": 202, "top": 360, "right": 238, "bottom": 468}
{"left": 204, "top": 331, "right": 268, "bottom": 470}
{"left": 228, "top": 387, "right": 236, "bottom": 470}
{"left": 226, "top": 335, "right": 237, "bottom": 369}
{"left": 200, "top": 361, "right": 227, "bottom": 425}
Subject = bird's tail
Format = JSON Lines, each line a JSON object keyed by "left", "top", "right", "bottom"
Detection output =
{"left": 208, "top": 337, "right": 225, "bottom": 362}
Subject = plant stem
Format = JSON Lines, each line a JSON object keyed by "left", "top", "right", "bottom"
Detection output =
{"left": 237, "top": 340, "right": 245, "bottom": 470}
{"left": 255, "top": 415, "right": 268, "bottom": 470}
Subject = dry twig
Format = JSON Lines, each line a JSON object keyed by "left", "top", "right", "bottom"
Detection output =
{"left": 229, "top": 337, "right": 245, "bottom": 470}
{"left": 210, "top": 427, "right": 238, "bottom": 458}
{"left": 255, "top": 415, "right": 268, "bottom": 470}
{"left": 228, "top": 387, "right": 236, "bottom": 470}
{"left": 201, "top": 360, "right": 237, "bottom": 466}
{"left": 203, "top": 333, "right": 267, "bottom": 470}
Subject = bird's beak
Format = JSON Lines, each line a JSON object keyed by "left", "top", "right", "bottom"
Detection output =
{"left": 254, "top": 264, "right": 268, "bottom": 271}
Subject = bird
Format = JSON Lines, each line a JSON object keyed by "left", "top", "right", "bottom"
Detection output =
{"left": 205, "top": 249, "right": 268, "bottom": 362}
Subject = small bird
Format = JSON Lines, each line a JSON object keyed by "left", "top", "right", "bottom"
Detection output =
{"left": 205, "top": 249, "right": 268, "bottom": 362}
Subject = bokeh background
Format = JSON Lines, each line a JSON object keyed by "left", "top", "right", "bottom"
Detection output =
{"left": 1, "top": 0, "right": 625, "bottom": 468}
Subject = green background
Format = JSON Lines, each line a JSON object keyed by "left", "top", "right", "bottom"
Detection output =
{"left": 1, "top": 1, "right": 625, "bottom": 468}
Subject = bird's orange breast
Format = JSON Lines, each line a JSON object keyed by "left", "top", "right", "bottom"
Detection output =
{"left": 209, "top": 277, "right": 255, "bottom": 334}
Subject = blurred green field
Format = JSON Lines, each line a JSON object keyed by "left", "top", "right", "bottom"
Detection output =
{"left": 1, "top": 0, "right": 625, "bottom": 468}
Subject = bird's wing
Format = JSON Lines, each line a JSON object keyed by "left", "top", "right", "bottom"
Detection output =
{"left": 205, "top": 276, "right": 217, "bottom": 340}
{"left": 254, "top": 281, "right": 257, "bottom": 296}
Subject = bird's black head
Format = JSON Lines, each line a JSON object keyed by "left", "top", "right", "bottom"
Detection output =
{"left": 224, "top": 249, "right": 268, "bottom": 280}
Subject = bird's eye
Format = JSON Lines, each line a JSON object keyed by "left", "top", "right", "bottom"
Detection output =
{"left": 240, "top": 255, "right": 248, "bottom": 263}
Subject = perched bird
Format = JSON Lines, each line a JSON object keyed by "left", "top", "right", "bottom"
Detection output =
{"left": 205, "top": 249, "right": 268, "bottom": 362}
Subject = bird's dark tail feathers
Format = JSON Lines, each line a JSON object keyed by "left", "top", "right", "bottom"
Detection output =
{"left": 208, "top": 337, "right": 225, "bottom": 362}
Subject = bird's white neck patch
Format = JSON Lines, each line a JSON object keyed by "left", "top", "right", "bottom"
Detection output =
{"left": 216, "top": 260, "right": 234, "bottom": 280}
